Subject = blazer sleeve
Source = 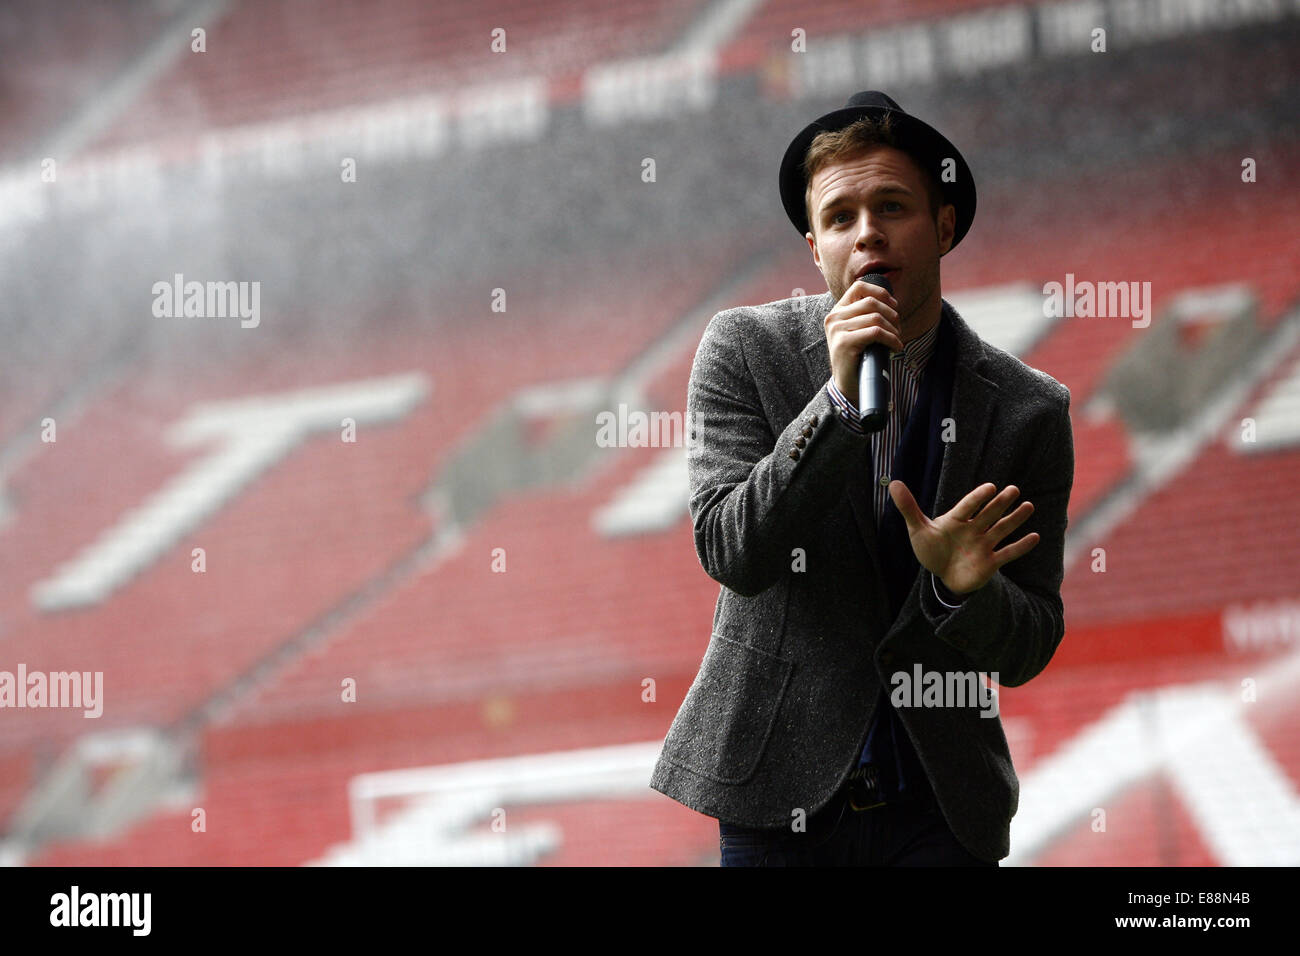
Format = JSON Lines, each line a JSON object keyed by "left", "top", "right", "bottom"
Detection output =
{"left": 687, "top": 308, "right": 871, "bottom": 597}
{"left": 917, "top": 384, "right": 1075, "bottom": 686}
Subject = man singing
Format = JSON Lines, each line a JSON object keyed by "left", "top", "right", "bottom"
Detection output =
{"left": 650, "top": 91, "right": 1074, "bottom": 865}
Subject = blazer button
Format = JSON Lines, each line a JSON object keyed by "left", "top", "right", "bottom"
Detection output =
{"left": 810, "top": 415, "right": 819, "bottom": 427}
{"left": 879, "top": 650, "right": 895, "bottom": 669}
{"left": 801, "top": 426, "right": 813, "bottom": 438}
{"left": 789, "top": 449, "right": 801, "bottom": 461}
{"left": 794, "top": 436, "right": 806, "bottom": 448}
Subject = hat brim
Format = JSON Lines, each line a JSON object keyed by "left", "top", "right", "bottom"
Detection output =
{"left": 779, "top": 104, "right": 975, "bottom": 251}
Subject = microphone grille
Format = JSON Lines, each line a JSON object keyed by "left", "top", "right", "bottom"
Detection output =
{"left": 858, "top": 272, "right": 893, "bottom": 296}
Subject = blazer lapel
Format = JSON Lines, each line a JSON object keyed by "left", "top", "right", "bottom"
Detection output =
{"left": 932, "top": 303, "right": 999, "bottom": 519}
{"left": 799, "top": 293, "right": 882, "bottom": 579}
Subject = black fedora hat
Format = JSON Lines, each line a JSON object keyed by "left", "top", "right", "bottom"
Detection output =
{"left": 778, "top": 91, "right": 976, "bottom": 251}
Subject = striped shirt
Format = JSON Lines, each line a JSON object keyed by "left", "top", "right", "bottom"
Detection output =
{"left": 824, "top": 316, "right": 962, "bottom": 610}
{"left": 826, "top": 317, "right": 940, "bottom": 525}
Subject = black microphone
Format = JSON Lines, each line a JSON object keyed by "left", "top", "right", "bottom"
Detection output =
{"left": 856, "top": 272, "right": 893, "bottom": 433}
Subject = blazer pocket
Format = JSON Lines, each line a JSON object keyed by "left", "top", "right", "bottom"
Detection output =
{"left": 661, "top": 634, "right": 795, "bottom": 785}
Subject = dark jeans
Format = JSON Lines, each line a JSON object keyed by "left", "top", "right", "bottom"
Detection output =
{"left": 718, "top": 783, "right": 998, "bottom": 866}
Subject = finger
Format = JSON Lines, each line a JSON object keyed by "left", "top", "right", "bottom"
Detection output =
{"left": 831, "top": 285, "right": 899, "bottom": 321}
{"left": 842, "top": 291, "right": 900, "bottom": 327}
{"left": 828, "top": 310, "right": 901, "bottom": 349}
{"left": 993, "top": 532, "right": 1040, "bottom": 567}
{"left": 840, "top": 275, "right": 899, "bottom": 302}
{"left": 852, "top": 277, "right": 899, "bottom": 309}
{"left": 987, "top": 501, "right": 1034, "bottom": 544}
{"left": 952, "top": 483, "right": 998, "bottom": 522}
{"left": 973, "top": 485, "right": 1021, "bottom": 532}
{"left": 845, "top": 324, "right": 905, "bottom": 354}
{"left": 826, "top": 302, "right": 901, "bottom": 345}
{"left": 889, "top": 480, "right": 924, "bottom": 533}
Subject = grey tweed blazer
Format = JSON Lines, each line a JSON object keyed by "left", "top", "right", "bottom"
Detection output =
{"left": 649, "top": 290, "right": 1074, "bottom": 863}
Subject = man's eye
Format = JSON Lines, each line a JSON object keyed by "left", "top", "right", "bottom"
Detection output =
{"left": 882, "top": 200, "right": 902, "bottom": 212}
{"left": 832, "top": 211, "right": 851, "bottom": 224}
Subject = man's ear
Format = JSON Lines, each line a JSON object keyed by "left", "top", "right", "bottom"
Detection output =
{"left": 806, "top": 230, "right": 820, "bottom": 270}
{"left": 936, "top": 203, "right": 956, "bottom": 256}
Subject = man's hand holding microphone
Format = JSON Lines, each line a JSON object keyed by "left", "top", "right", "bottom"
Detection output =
{"left": 822, "top": 272, "right": 1039, "bottom": 598}
{"left": 824, "top": 273, "right": 901, "bottom": 421}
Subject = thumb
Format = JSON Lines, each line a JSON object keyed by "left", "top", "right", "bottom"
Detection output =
{"left": 889, "top": 480, "right": 925, "bottom": 532}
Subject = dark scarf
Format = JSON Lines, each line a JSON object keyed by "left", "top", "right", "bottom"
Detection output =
{"left": 859, "top": 306, "right": 958, "bottom": 799}
{"left": 876, "top": 306, "right": 957, "bottom": 622}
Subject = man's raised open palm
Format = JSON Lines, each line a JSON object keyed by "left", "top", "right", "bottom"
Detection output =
{"left": 889, "top": 480, "right": 1039, "bottom": 596}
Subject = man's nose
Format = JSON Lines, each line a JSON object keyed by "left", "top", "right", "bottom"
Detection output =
{"left": 855, "top": 212, "right": 886, "bottom": 248}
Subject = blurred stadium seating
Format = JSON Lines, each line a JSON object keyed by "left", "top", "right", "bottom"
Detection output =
{"left": 1, "top": 0, "right": 1297, "bottom": 866}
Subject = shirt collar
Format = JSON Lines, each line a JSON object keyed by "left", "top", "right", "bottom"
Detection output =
{"left": 895, "top": 314, "right": 940, "bottom": 375}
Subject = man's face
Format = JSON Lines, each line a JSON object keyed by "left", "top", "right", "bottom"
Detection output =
{"left": 805, "top": 144, "right": 956, "bottom": 339}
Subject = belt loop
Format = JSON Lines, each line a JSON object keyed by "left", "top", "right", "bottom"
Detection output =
{"left": 847, "top": 762, "right": 887, "bottom": 811}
